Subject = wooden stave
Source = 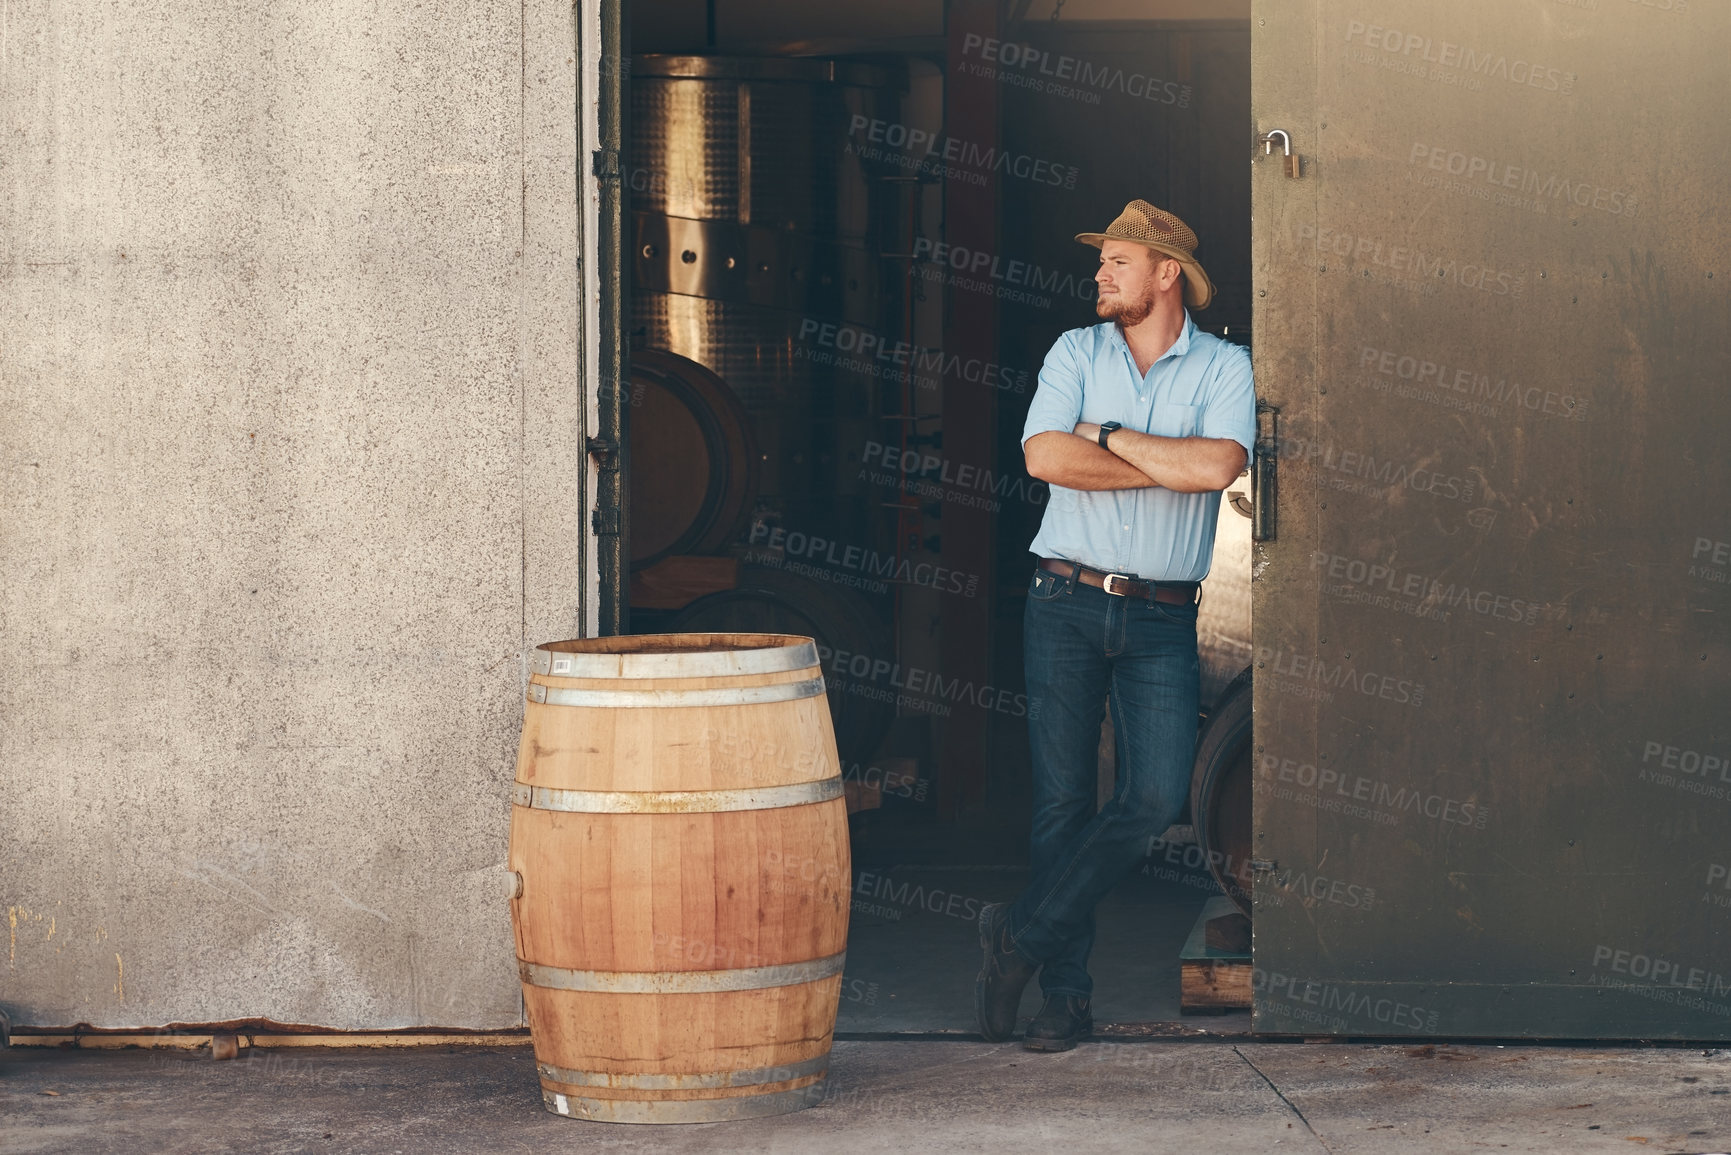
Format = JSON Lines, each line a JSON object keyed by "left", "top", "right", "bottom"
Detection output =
{"left": 508, "top": 805, "right": 850, "bottom": 972}
{"left": 520, "top": 982, "right": 839, "bottom": 1099}
{"left": 517, "top": 654, "right": 841, "bottom": 795}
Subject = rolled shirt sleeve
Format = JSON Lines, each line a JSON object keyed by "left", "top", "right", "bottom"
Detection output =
{"left": 1199, "top": 344, "right": 1257, "bottom": 457}
{"left": 1021, "top": 332, "right": 1085, "bottom": 447}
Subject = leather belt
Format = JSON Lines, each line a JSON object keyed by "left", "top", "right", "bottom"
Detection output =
{"left": 1038, "top": 558, "right": 1200, "bottom": 605}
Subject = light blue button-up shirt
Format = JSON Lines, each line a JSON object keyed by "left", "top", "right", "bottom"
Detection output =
{"left": 1021, "top": 315, "right": 1256, "bottom": 583}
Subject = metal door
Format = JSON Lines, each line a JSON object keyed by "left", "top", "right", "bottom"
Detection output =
{"left": 1251, "top": 0, "right": 1731, "bottom": 1038}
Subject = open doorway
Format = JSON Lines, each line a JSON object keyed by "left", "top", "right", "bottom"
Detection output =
{"left": 623, "top": 0, "right": 1254, "bottom": 1030}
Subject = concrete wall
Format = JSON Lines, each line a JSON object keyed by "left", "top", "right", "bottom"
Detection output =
{"left": 1, "top": 1, "right": 585, "bottom": 1028}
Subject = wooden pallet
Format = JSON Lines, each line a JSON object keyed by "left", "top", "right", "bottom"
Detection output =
{"left": 1180, "top": 895, "right": 1252, "bottom": 1013}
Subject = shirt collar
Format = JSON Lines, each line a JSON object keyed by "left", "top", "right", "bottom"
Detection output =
{"left": 1166, "top": 312, "right": 1195, "bottom": 361}
{"left": 1108, "top": 311, "right": 1195, "bottom": 367}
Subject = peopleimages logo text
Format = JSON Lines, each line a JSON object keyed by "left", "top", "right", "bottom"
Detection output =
{"left": 1292, "top": 223, "right": 1525, "bottom": 297}
{"left": 912, "top": 237, "right": 1096, "bottom": 304}
{"left": 1408, "top": 143, "right": 1637, "bottom": 218}
{"left": 1592, "top": 946, "right": 1731, "bottom": 1000}
{"left": 854, "top": 870, "right": 985, "bottom": 923}
{"left": 748, "top": 523, "right": 979, "bottom": 597}
{"left": 1360, "top": 345, "right": 1590, "bottom": 421}
{"left": 1310, "top": 549, "right": 1557, "bottom": 627}
{"left": 817, "top": 642, "right": 1030, "bottom": 719}
{"left": 1254, "top": 968, "right": 1441, "bottom": 1033}
{"left": 1688, "top": 534, "right": 1731, "bottom": 587}
{"left": 798, "top": 318, "right": 1030, "bottom": 395}
{"left": 1254, "top": 644, "right": 1426, "bottom": 707}
{"left": 1345, "top": 20, "right": 1577, "bottom": 94}
{"left": 1642, "top": 740, "right": 1731, "bottom": 784}
{"left": 959, "top": 33, "right": 1191, "bottom": 107}
{"left": 847, "top": 115, "right": 1079, "bottom": 189}
{"left": 1270, "top": 869, "right": 1377, "bottom": 912}
{"left": 1260, "top": 754, "right": 1490, "bottom": 829}
{"left": 1276, "top": 433, "right": 1475, "bottom": 504}
{"left": 862, "top": 440, "right": 1048, "bottom": 507}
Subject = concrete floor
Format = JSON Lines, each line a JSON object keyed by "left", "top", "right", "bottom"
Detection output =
{"left": 5, "top": 1041, "right": 1728, "bottom": 1154}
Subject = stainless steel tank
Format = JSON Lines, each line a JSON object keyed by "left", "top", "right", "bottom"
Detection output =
{"left": 629, "top": 55, "right": 909, "bottom": 769}
{"left": 628, "top": 55, "right": 905, "bottom": 526}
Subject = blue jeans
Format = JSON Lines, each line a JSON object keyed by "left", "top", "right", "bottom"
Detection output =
{"left": 1007, "top": 564, "right": 1201, "bottom": 998}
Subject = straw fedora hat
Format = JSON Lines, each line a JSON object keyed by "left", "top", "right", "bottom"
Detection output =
{"left": 1076, "top": 199, "right": 1215, "bottom": 310}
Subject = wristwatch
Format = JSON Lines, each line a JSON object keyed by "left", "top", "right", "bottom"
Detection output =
{"left": 1098, "top": 421, "right": 1123, "bottom": 449}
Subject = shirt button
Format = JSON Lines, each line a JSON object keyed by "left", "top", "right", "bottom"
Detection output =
{"left": 1122, "top": 525, "right": 1130, "bottom": 531}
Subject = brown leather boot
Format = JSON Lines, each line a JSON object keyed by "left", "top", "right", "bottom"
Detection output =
{"left": 1022, "top": 994, "right": 1093, "bottom": 1052}
{"left": 975, "top": 902, "right": 1038, "bottom": 1042}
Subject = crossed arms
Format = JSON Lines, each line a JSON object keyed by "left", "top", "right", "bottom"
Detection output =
{"left": 1024, "top": 424, "right": 1247, "bottom": 494}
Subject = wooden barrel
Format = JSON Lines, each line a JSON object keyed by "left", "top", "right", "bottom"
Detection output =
{"left": 1189, "top": 666, "right": 1255, "bottom": 917}
{"left": 628, "top": 349, "right": 759, "bottom": 570}
{"left": 508, "top": 633, "right": 850, "bottom": 1124}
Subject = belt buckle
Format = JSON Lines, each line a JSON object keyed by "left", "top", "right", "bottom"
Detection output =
{"left": 1101, "top": 572, "right": 1136, "bottom": 597}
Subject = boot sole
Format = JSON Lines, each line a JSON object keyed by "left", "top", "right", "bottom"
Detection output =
{"left": 1021, "top": 1026, "right": 1092, "bottom": 1053}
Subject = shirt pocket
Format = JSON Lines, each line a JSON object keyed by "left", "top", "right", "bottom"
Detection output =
{"left": 1148, "top": 403, "right": 1202, "bottom": 438}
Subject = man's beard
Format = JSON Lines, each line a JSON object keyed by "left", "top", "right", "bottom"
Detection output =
{"left": 1095, "top": 282, "right": 1158, "bottom": 326}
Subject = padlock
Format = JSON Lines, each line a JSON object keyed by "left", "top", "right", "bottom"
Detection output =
{"left": 1260, "top": 129, "right": 1301, "bottom": 179}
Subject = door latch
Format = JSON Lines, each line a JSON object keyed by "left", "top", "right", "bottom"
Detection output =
{"left": 1252, "top": 401, "right": 1279, "bottom": 542}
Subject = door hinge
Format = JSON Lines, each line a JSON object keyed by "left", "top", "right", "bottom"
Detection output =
{"left": 586, "top": 436, "right": 619, "bottom": 468}
{"left": 591, "top": 508, "right": 621, "bottom": 536}
{"left": 591, "top": 148, "right": 621, "bottom": 180}
{"left": 1250, "top": 858, "right": 1277, "bottom": 875}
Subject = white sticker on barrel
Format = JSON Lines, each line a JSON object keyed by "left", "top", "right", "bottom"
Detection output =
{"left": 551, "top": 658, "right": 572, "bottom": 674}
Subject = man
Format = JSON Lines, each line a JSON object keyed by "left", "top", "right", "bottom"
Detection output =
{"left": 976, "top": 200, "right": 1256, "bottom": 1051}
